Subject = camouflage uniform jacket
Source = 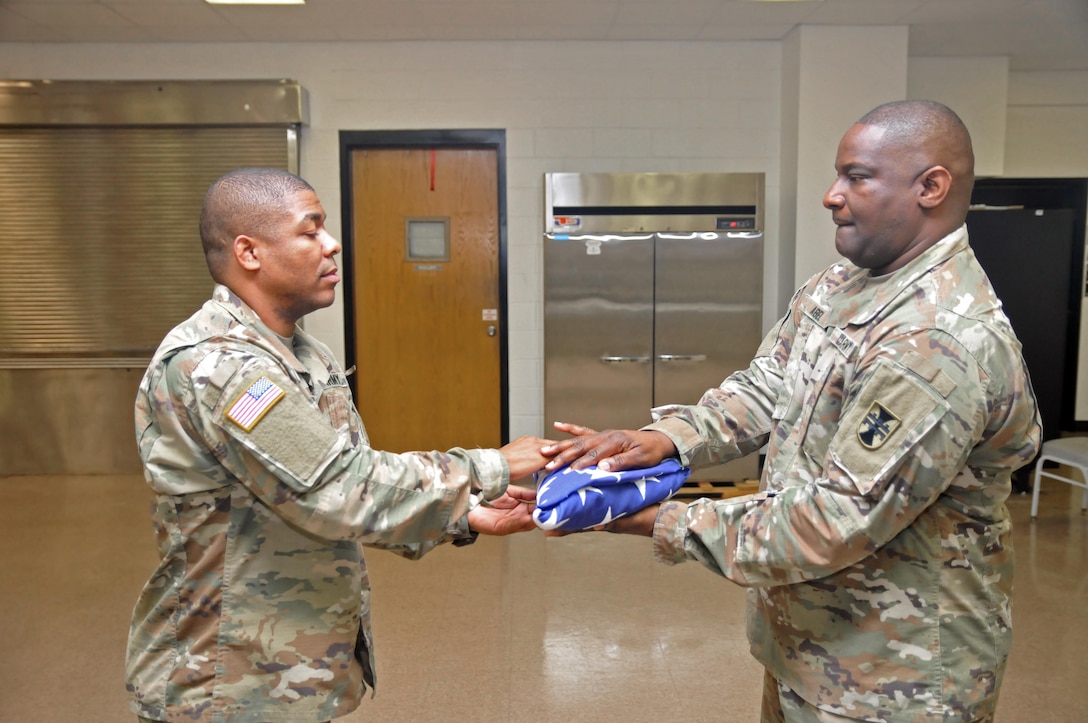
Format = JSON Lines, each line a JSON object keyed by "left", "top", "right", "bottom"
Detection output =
{"left": 127, "top": 284, "right": 508, "bottom": 722}
{"left": 647, "top": 226, "right": 1041, "bottom": 722}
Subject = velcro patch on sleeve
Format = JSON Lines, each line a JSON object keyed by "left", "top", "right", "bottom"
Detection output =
{"left": 899, "top": 349, "right": 957, "bottom": 398}
{"left": 218, "top": 371, "right": 340, "bottom": 487}
{"left": 225, "top": 375, "right": 285, "bottom": 431}
{"left": 832, "top": 357, "right": 946, "bottom": 495}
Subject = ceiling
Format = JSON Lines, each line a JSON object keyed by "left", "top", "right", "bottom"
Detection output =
{"left": 1, "top": 0, "right": 1086, "bottom": 72}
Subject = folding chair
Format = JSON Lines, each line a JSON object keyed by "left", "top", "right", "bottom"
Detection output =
{"left": 1031, "top": 437, "right": 1088, "bottom": 518}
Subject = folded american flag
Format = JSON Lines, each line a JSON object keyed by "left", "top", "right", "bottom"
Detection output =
{"left": 533, "top": 459, "right": 691, "bottom": 531}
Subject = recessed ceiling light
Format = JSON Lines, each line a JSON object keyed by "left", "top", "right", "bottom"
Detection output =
{"left": 205, "top": 0, "right": 305, "bottom": 5}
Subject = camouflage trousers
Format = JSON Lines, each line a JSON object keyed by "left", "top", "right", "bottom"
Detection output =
{"left": 760, "top": 672, "right": 859, "bottom": 723}
{"left": 759, "top": 670, "right": 996, "bottom": 723}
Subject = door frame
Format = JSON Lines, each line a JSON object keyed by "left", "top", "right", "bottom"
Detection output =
{"left": 338, "top": 129, "right": 510, "bottom": 443}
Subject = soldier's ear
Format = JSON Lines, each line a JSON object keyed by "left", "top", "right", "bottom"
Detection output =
{"left": 234, "top": 234, "right": 261, "bottom": 271}
{"left": 917, "top": 166, "right": 951, "bottom": 209}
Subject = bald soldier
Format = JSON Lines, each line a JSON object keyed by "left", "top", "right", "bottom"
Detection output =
{"left": 543, "top": 100, "right": 1041, "bottom": 722}
{"left": 126, "top": 168, "right": 551, "bottom": 722}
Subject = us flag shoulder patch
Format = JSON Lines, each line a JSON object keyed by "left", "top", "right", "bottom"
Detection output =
{"left": 226, "top": 375, "right": 286, "bottom": 431}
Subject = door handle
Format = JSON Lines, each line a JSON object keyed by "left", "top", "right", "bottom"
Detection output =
{"left": 487, "top": 325, "right": 497, "bottom": 337}
{"left": 657, "top": 354, "right": 707, "bottom": 362}
{"left": 600, "top": 355, "right": 652, "bottom": 363}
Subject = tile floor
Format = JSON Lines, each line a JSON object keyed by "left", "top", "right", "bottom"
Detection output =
{"left": 1, "top": 473, "right": 1085, "bottom": 722}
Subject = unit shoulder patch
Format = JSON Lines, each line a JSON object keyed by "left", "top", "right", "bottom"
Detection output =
{"left": 832, "top": 357, "right": 947, "bottom": 495}
{"left": 857, "top": 401, "right": 901, "bottom": 450}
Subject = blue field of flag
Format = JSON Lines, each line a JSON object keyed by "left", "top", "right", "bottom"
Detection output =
{"left": 533, "top": 458, "right": 691, "bottom": 531}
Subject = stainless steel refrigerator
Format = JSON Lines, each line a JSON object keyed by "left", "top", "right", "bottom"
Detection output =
{"left": 544, "top": 172, "right": 765, "bottom": 483}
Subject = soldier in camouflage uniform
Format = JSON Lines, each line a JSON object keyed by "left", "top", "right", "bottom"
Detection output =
{"left": 127, "top": 167, "right": 551, "bottom": 722}
{"left": 542, "top": 100, "right": 1041, "bottom": 722}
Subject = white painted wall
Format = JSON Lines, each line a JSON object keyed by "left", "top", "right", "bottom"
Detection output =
{"left": 1004, "top": 70, "right": 1088, "bottom": 420}
{"left": 791, "top": 26, "right": 908, "bottom": 287}
{"left": 907, "top": 57, "right": 1009, "bottom": 178}
{"left": 2, "top": 42, "right": 1086, "bottom": 434}
{"left": 0, "top": 40, "right": 782, "bottom": 438}
{"left": 1004, "top": 70, "right": 1088, "bottom": 177}
{"left": 777, "top": 30, "right": 801, "bottom": 316}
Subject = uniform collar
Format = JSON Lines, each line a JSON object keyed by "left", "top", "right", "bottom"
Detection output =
{"left": 211, "top": 284, "right": 308, "bottom": 374}
{"left": 809, "top": 225, "right": 970, "bottom": 326}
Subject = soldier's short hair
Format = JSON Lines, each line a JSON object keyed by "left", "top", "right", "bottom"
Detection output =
{"left": 857, "top": 100, "right": 975, "bottom": 175}
{"left": 200, "top": 168, "right": 314, "bottom": 281}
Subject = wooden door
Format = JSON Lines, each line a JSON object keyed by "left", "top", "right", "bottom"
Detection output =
{"left": 351, "top": 147, "right": 501, "bottom": 452}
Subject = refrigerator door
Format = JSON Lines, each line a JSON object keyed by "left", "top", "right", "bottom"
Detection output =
{"left": 655, "top": 231, "right": 764, "bottom": 482}
{"left": 544, "top": 233, "right": 656, "bottom": 433}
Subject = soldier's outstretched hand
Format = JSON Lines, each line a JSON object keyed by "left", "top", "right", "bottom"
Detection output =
{"left": 500, "top": 435, "right": 555, "bottom": 482}
{"left": 542, "top": 422, "right": 677, "bottom": 473}
{"left": 468, "top": 484, "right": 537, "bottom": 535}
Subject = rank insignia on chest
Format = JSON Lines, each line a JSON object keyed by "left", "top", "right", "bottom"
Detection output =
{"left": 857, "top": 401, "right": 900, "bottom": 449}
{"left": 226, "top": 375, "right": 286, "bottom": 431}
{"left": 326, "top": 372, "right": 349, "bottom": 388}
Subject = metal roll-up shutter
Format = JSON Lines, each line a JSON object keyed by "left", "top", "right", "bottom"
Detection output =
{"left": 0, "top": 79, "right": 305, "bottom": 475}
{"left": 0, "top": 126, "right": 291, "bottom": 359}
{"left": 0, "top": 79, "right": 305, "bottom": 365}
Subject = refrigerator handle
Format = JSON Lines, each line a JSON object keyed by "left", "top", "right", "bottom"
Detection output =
{"left": 600, "top": 355, "right": 652, "bottom": 363}
{"left": 657, "top": 354, "right": 708, "bottom": 362}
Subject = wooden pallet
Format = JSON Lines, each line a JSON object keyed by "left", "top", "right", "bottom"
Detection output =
{"left": 672, "top": 478, "right": 760, "bottom": 502}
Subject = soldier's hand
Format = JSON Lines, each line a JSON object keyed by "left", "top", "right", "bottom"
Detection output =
{"left": 542, "top": 424, "right": 677, "bottom": 473}
{"left": 468, "top": 484, "right": 537, "bottom": 535}
{"left": 499, "top": 435, "right": 554, "bottom": 482}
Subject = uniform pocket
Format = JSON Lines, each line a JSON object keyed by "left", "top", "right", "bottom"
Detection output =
{"left": 831, "top": 357, "right": 948, "bottom": 497}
